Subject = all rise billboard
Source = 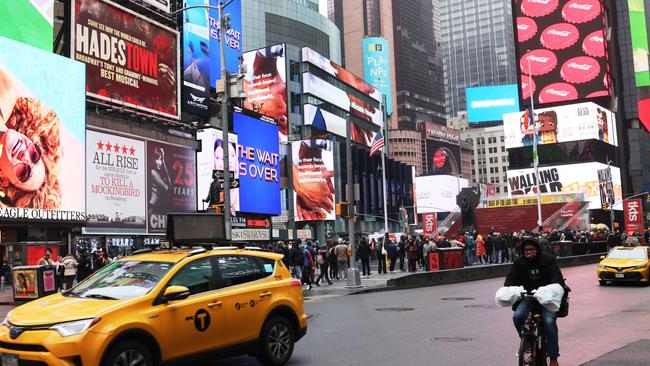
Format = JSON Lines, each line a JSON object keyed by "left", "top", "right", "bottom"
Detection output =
{"left": 292, "top": 140, "right": 335, "bottom": 221}
{"left": 513, "top": 0, "right": 611, "bottom": 105}
{"left": 503, "top": 102, "right": 617, "bottom": 148}
{"left": 362, "top": 37, "right": 392, "bottom": 115}
{"left": 242, "top": 44, "right": 287, "bottom": 142}
{"left": 507, "top": 162, "right": 622, "bottom": 209}
{"left": 71, "top": 0, "right": 180, "bottom": 119}
{"left": 0, "top": 0, "right": 53, "bottom": 51}
{"left": 182, "top": 0, "right": 211, "bottom": 116}
{"left": 86, "top": 130, "right": 146, "bottom": 232}
{"left": 146, "top": 142, "right": 197, "bottom": 233}
{"left": 466, "top": 85, "right": 520, "bottom": 123}
{"left": 0, "top": 36, "right": 86, "bottom": 222}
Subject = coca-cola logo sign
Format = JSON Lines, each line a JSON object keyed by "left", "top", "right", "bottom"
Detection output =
{"left": 538, "top": 82, "right": 578, "bottom": 103}
{"left": 562, "top": 0, "right": 601, "bottom": 24}
{"left": 517, "top": 17, "right": 538, "bottom": 42}
{"left": 521, "top": 49, "right": 558, "bottom": 76}
{"left": 540, "top": 23, "right": 579, "bottom": 50}
{"left": 582, "top": 30, "right": 605, "bottom": 57}
{"left": 521, "top": 0, "right": 560, "bottom": 18}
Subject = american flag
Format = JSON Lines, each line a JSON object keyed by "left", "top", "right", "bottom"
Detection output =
{"left": 369, "top": 131, "right": 384, "bottom": 157}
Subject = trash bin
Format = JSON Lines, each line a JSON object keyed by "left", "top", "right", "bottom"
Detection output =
{"left": 429, "top": 248, "right": 464, "bottom": 271}
{"left": 12, "top": 265, "right": 60, "bottom": 302}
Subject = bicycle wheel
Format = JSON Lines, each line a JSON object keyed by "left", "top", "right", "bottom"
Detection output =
{"left": 519, "top": 336, "right": 537, "bottom": 366}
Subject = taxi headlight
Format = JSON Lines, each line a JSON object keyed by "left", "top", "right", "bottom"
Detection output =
{"left": 49, "top": 318, "right": 100, "bottom": 337}
{"left": 634, "top": 264, "right": 647, "bottom": 270}
{"left": 0, "top": 315, "right": 8, "bottom": 328}
{"left": 598, "top": 264, "right": 607, "bottom": 269}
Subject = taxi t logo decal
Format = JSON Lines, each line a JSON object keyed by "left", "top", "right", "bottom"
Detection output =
{"left": 194, "top": 309, "right": 211, "bottom": 332}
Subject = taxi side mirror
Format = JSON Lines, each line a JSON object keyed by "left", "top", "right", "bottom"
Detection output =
{"left": 162, "top": 286, "right": 190, "bottom": 302}
{"left": 600, "top": 256, "right": 605, "bottom": 260}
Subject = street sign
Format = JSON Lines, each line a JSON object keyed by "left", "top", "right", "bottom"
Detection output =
{"left": 219, "top": 179, "right": 240, "bottom": 190}
{"left": 213, "top": 170, "right": 235, "bottom": 180}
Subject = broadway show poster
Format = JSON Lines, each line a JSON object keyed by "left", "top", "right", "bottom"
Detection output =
{"left": 182, "top": 0, "right": 210, "bottom": 116}
{"left": 196, "top": 128, "right": 240, "bottom": 215}
{"left": 0, "top": 0, "right": 53, "bottom": 51}
{"left": 13, "top": 269, "right": 38, "bottom": 299}
{"left": 146, "top": 141, "right": 197, "bottom": 234}
{"left": 0, "top": 36, "right": 86, "bottom": 223}
{"left": 86, "top": 130, "right": 146, "bottom": 233}
{"left": 242, "top": 44, "right": 287, "bottom": 142}
{"left": 72, "top": 0, "right": 180, "bottom": 119}
{"left": 292, "top": 140, "right": 335, "bottom": 222}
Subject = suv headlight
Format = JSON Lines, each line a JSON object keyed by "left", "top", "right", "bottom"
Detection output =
{"left": 598, "top": 264, "right": 607, "bottom": 269}
{"left": 49, "top": 318, "right": 100, "bottom": 337}
{"left": 634, "top": 264, "right": 647, "bottom": 270}
{"left": 1, "top": 315, "right": 9, "bottom": 328}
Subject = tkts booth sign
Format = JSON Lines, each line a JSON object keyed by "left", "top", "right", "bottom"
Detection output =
{"left": 624, "top": 199, "right": 644, "bottom": 237}
{"left": 423, "top": 213, "right": 437, "bottom": 238}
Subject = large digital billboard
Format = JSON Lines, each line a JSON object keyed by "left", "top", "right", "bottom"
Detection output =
{"left": 196, "top": 128, "right": 240, "bottom": 215}
{"left": 86, "top": 130, "right": 146, "bottom": 232}
{"left": 507, "top": 162, "right": 622, "bottom": 209}
{"left": 71, "top": 0, "right": 180, "bottom": 119}
{"left": 233, "top": 112, "right": 280, "bottom": 215}
{"left": 209, "top": 0, "right": 242, "bottom": 86}
{"left": 146, "top": 142, "right": 197, "bottom": 233}
{"left": 0, "top": 36, "right": 85, "bottom": 222}
{"left": 503, "top": 102, "right": 617, "bottom": 148}
{"left": 415, "top": 175, "right": 470, "bottom": 213}
{"left": 302, "top": 73, "right": 383, "bottom": 127}
{"left": 421, "top": 123, "right": 462, "bottom": 176}
{"left": 303, "top": 104, "right": 377, "bottom": 147}
{"left": 514, "top": 0, "right": 611, "bottom": 105}
{"left": 627, "top": 0, "right": 650, "bottom": 131}
{"left": 302, "top": 47, "right": 382, "bottom": 103}
{"left": 292, "top": 140, "right": 335, "bottom": 221}
{"left": 466, "top": 85, "right": 520, "bottom": 123}
{"left": 182, "top": 0, "right": 211, "bottom": 116}
{"left": 242, "top": 44, "right": 287, "bottom": 142}
{"left": 362, "top": 37, "right": 392, "bottom": 115}
{"left": 0, "top": 0, "right": 53, "bottom": 51}
{"left": 141, "top": 0, "right": 170, "bottom": 13}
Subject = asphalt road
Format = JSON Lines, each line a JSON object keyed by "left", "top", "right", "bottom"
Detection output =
{"left": 215, "top": 263, "right": 650, "bottom": 366}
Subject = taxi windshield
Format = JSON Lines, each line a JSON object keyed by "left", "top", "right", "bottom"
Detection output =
{"left": 66, "top": 261, "right": 173, "bottom": 300}
{"left": 607, "top": 248, "right": 648, "bottom": 260}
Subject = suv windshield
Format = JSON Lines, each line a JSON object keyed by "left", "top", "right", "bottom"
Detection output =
{"left": 607, "top": 248, "right": 648, "bottom": 260}
{"left": 66, "top": 261, "right": 173, "bottom": 300}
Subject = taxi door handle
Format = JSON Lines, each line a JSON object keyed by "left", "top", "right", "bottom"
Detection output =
{"left": 260, "top": 292, "right": 272, "bottom": 298}
{"left": 208, "top": 301, "right": 222, "bottom": 308}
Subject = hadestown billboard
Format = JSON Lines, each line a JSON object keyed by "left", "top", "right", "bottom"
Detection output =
{"left": 507, "top": 162, "right": 622, "bottom": 210}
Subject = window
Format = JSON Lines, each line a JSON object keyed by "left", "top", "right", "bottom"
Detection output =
{"left": 217, "top": 256, "right": 269, "bottom": 287}
{"left": 169, "top": 258, "right": 217, "bottom": 295}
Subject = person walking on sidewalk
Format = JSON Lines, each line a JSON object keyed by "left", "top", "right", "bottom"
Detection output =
{"left": 376, "top": 237, "right": 388, "bottom": 274}
{"left": 61, "top": 251, "right": 78, "bottom": 290}
{"left": 387, "top": 239, "right": 399, "bottom": 272}
{"left": 406, "top": 239, "right": 418, "bottom": 272}
{"left": 302, "top": 244, "right": 314, "bottom": 290}
{"left": 328, "top": 243, "right": 338, "bottom": 280}
{"left": 466, "top": 233, "right": 476, "bottom": 266}
{"left": 335, "top": 239, "right": 349, "bottom": 280}
{"left": 476, "top": 234, "right": 487, "bottom": 264}
{"left": 358, "top": 237, "right": 371, "bottom": 277}
{"left": 316, "top": 244, "right": 333, "bottom": 286}
{"left": 398, "top": 235, "right": 406, "bottom": 272}
{"left": 289, "top": 242, "right": 304, "bottom": 280}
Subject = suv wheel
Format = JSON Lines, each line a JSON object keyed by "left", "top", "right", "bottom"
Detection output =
{"left": 257, "top": 316, "right": 295, "bottom": 366}
{"left": 104, "top": 340, "right": 153, "bottom": 366}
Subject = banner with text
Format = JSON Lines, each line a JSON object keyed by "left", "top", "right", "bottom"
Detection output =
{"left": 72, "top": 0, "right": 180, "bottom": 118}
{"left": 624, "top": 198, "right": 644, "bottom": 236}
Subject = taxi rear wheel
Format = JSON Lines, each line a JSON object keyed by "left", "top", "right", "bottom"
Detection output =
{"left": 257, "top": 316, "right": 295, "bottom": 366}
{"left": 104, "top": 340, "right": 154, "bottom": 366}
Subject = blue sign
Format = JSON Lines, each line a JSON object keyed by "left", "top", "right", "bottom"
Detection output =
{"left": 362, "top": 37, "right": 392, "bottom": 115}
{"left": 209, "top": 0, "right": 242, "bottom": 87}
{"left": 233, "top": 112, "right": 281, "bottom": 215}
{"left": 182, "top": 0, "right": 211, "bottom": 116}
{"left": 466, "top": 85, "right": 520, "bottom": 123}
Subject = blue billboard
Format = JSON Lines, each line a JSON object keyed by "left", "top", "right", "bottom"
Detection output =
{"left": 466, "top": 85, "right": 520, "bottom": 123}
{"left": 362, "top": 37, "right": 392, "bottom": 115}
{"left": 182, "top": 0, "right": 210, "bottom": 116}
{"left": 233, "top": 112, "right": 280, "bottom": 215}
{"left": 209, "top": 0, "right": 242, "bottom": 87}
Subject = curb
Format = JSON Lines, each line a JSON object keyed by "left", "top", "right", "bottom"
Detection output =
{"left": 351, "top": 253, "right": 603, "bottom": 295}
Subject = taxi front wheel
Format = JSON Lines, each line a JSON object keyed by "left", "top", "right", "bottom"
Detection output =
{"left": 103, "top": 340, "right": 154, "bottom": 366}
{"left": 257, "top": 316, "right": 295, "bottom": 366}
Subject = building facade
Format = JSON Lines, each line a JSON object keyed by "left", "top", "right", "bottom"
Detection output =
{"left": 462, "top": 126, "right": 510, "bottom": 196}
{"left": 440, "top": 0, "right": 517, "bottom": 118}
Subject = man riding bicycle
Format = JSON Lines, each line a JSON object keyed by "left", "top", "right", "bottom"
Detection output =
{"left": 505, "top": 238, "right": 564, "bottom": 366}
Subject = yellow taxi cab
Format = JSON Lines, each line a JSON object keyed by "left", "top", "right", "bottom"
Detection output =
{"left": 597, "top": 245, "right": 650, "bottom": 285}
{"left": 0, "top": 247, "right": 308, "bottom": 366}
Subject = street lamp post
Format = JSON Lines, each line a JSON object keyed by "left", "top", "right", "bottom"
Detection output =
{"left": 607, "top": 160, "right": 614, "bottom": 233}
{"left": 345, "top": 114, "right": 361, "bottom": 288}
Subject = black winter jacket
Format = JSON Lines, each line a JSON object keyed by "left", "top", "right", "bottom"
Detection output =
{"left": 504, "top": 252, "right": 563, "bottom": 292}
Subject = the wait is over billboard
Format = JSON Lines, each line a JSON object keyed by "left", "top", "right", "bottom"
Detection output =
{"left": 71, "top": 0, "right": 180, "bottom": 119}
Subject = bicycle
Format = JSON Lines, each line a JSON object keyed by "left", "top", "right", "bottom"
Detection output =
{"left": 518, "top": 292, "right": 547, "bottom": 366}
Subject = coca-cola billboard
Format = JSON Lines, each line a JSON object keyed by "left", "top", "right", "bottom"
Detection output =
{"left": 623, "top": 199, "right": 644, "bottom": 237}
{"left": 513, "top": 0, "right": 611, "bottom": 105}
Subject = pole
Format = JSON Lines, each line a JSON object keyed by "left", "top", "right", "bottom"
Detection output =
{"left": 380, "top": 94, "right": 389, "bottom": 237}
{"left": 528, "top": 54, "right": 543, "bottom": 229}
{"left": 346, "top": 114, "right": 361, "bottom": 287}
{"left": 219, "top": 1, "right": 232, "bottom": 240}
{"left": 608, "top": 161, "right": 615, "bottom": 233}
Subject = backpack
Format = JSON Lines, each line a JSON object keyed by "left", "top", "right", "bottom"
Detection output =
{"left": 557, "top": 278, "right": 571, "bottom": 318}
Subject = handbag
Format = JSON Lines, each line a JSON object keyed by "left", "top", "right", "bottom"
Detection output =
{"left": 556, "top": 278, "right": 571, "bottom": 318}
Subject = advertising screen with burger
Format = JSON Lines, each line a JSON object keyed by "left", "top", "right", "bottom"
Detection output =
{"left": 0, "top": 35, "right": 86, "bottom": 223}
{"left": 514, "top": 0, "right": 611, "bottom": 105}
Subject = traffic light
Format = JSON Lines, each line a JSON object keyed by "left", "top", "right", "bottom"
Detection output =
{"left": 336, "top": 201, "right": 350, "bottom": 218}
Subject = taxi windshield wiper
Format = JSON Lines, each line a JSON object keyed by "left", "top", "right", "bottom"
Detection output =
{"left": 83, "top": 294, "right": 118, "bottom": 300}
